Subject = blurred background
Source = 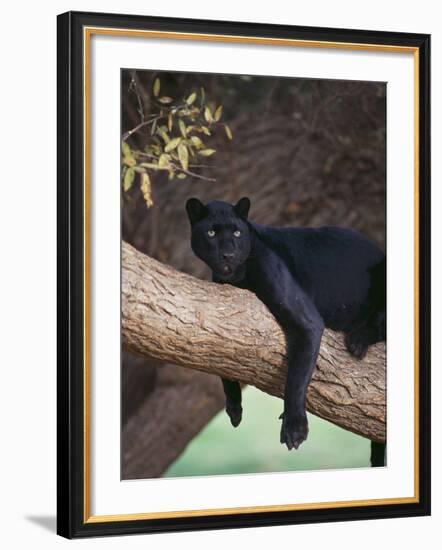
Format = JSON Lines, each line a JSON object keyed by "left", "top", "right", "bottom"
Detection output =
{"left": 121, "top": 69, "right": 386, "bottom": 480}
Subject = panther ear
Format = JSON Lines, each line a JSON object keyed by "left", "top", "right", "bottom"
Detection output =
{"left": 234, "top": 197, "right": 251, "bottom": 219}
{"left": 186, "top": 198, "right": 208, "bottom": 225}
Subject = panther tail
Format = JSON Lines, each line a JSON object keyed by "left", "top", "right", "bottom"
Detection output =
{"left": 370, "top": 441, "right": 386, "bottom": 467}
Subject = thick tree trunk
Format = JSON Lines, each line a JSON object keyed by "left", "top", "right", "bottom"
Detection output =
{"left": 122, "top": 364, "right": 225, "bottom": 479}
{"left": 122, "top": 241, "right": 386, "bottom": 443}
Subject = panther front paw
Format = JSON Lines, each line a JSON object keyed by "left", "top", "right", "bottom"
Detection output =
{"left": 226, "top": 402, "right": 242, "bottom": 427}
{"left": 279, "top": 412, "right": 309, "bottom": 450}
{"left": 345, "top": 331, "right": 369, "bottom": 359}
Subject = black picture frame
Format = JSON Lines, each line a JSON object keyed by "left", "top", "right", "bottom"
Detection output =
{"left": 57, "top": 10, "right": 431, "bottom": 539}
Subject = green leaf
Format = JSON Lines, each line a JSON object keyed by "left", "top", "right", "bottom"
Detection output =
{"left": 150, "top": 118, "right": 157, "bottom": 136}
{"left": 179, "top": 119, "right": 187, "bottom": 138}
{"left": 122, "top": 142, "right": 137, "bottom": 167}
{"left": 123, "top": 167, "right": 135, "bottom": 191}
{"left": 132, "top": 166, "right": 146, "bottom": 174}
{"left": 224, "top": 124, "right": 233, "bottom": 140}
{"left": 140, "top": 172, "right": 153, "bottom": 208}
{"left": 198, "top": 148, "right": 216, "bottom": 157}
{"left": 153, "top": 78, "right": 160, "bottom": 97}
{"left": 157, "top": 128, "right": 170, "bottom": 144}
{"left": 168, "top": 113, "right": 173, "bottom": 132}
{"left": 190, "top": 136, "right": 204, "bottom": 149}
{"left": 201, "top": 126, "right": 211, "bottom": 136}
{"left": 204, "top": 106, "right": 213, "bottom": 123}
{"left": 214, "top": 105, "right": 223, "bottom": 121}
{"left": 122, "top": 154, "right": 136, "bottom": 167}
{"left": 122, "top": 141, "right": 131, "bottom": 156}
{"left": 177, "top": 172, "right": 187, "bottom": 179}
{"left": 164, "top": 137, "right": 182, "bottom": 153}
{"left": 139, "top": 162, "right": 161, "bottom": 170}
{"left": 158, "top": 96, "right": 173, "bottom": 104}
{"left": 123, "top": 156, "right": 136, "bottom": 167}
{"left": 158, "top": 153, "right": 171, "bottom": 168}
{"left": 186, "top": 92, "right": 197, "bottom": 105}
{"left": 178, "top": 142, "right": 189, "bottom": 171}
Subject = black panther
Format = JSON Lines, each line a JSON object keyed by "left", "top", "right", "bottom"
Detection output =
{"left": 186, "top": 197, "right": 386, "bottom": 461}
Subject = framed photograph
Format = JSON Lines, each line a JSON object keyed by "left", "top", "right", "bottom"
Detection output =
{"left": 57, "top": 11, "right": 431, "bottom": 538}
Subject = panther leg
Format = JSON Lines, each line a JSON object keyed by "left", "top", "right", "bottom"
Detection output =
{"left": 221, "top": 378, "right": 242, "bottom": 427}
{"left": 345, "top": 310, "right": 385, "bottom": 359}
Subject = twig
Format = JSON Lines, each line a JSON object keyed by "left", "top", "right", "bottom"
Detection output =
{"left": 136, "top": 152, "right": 216, "bottom": 182}
{"left": 122, "top": 101, "right": 187, "bottom": 141}
{"left": 129, "top": 71, "right": 145, "bottom": 123}
{"left": 174, "top": 166, "right": 216, "bottom": 182}
{"left": 189, "top": 163, "right": 218, "bottom": 169}
{"left": 122, "top": 115, "right": 161, "bottom": 141}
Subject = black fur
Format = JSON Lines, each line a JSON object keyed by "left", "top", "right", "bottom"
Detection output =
{"left": 186, "top": 198, "right": 386, "bottom": 452}
{"left": 370, "top": 441, "right": 386, "bottom": 467}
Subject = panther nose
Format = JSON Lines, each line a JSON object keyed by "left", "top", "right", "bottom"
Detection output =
{"left": 222, "top": 252, "right": 235, "bottom": 260}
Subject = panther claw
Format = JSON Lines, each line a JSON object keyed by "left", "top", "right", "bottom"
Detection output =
{"left": 279, "top": 412, "right": 309, "bottom": 451}
{"left": 226, "top": 404, "right": 242, "bottom": 427}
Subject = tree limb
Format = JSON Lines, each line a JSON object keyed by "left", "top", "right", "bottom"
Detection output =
{"left": 122, "top": 241, "right": 386, "bottom": 443}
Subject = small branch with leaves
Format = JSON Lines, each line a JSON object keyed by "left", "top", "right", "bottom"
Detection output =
{"left": 122, "top": 75, "right": 233, "bottom": 208}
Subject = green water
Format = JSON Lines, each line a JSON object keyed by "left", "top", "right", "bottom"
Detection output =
{"left": 164, "top": 385, "right": 370, "bottom": 478}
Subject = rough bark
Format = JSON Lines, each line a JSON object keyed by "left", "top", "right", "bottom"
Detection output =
{"left": 122, "top": 241, "right": 386, "bottom": 443}
{"left": 121, "top": 352, "right": 158, "bottom": 426}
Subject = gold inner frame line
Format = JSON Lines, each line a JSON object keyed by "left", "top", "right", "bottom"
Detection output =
{"left": 83, "top": 26, "right": 420, "bottom": 524}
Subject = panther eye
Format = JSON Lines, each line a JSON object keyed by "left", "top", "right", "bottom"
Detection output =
{"left": 207, "top": 229, "right": 216, "bottom": 238}
{"left": 233, "top": 230, "right": 241, "bottom": 238}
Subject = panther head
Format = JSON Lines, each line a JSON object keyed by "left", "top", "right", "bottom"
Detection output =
{"left": 186, "top": 197, "right": 252, "bottom": 282}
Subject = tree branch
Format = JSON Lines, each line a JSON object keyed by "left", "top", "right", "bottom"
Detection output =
{"left": 136, "top": 151, "right": 217, "bottom": 182}
{"left": 122, "top": 241, "right": 386, "bottom": 443}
